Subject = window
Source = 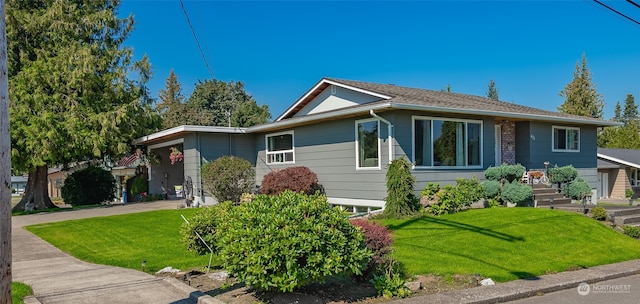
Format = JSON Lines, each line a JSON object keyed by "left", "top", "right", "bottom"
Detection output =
{"left": 266, "top": 131, "right": 294, "bottom": 164}
{"left": 552, "top": 126, "right": 580, "bottom": 152}
{"left": 413, "top": 117, "right": 482, "bottom": 168}
{"left": 356, "top": 119, "right": 380, "bottom": 169}
{"left": 631, "top": 168, "right": 639, "bottom": 187}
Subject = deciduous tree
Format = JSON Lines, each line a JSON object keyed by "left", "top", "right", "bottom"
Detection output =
{"left": 558, "top": 53, "right": 604, "bottom": 119}
{"left": 7, "top": 0, "right": 159, "bottom": 211}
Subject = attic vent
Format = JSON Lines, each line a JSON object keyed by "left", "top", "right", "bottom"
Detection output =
{"left": 331, "top": 85, "right": 336, "bottom": 95}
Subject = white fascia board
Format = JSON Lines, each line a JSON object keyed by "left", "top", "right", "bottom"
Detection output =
{"left": 392, "top": 104, "right": 621, "bottom": 127}
{"left": 134, "top": 125, "right": 247, "bottom": 145}
{"left": 275, "top": 78, "right": 392, "bottom": 121}
{"left": 326, "top": 197, "right": 385, "bottom": 208}
{"left": 597, "top": 153, "right": 640, "bottom": 169}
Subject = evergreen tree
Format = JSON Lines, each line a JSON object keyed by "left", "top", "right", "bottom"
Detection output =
{"left": 599, "top": 121, "right": 640, "bottom": 149}
{"left": 487, "top": 79, "right": 499, "bottom": 100}
{"left": 185, "top": 79, "right": 271, "bottom": 127}
{"left": 156, "top": 70, "right": 186, "bottom": 129}
{"left": 7, "top": 0, "right": 159, "bottom": 211}
{"left": 558, "top": 53, "right": 604, "bottom": 119}
{"left": 613, "top": 102, "right": 622, "bottom": 122}
{"left": 622, "top": 94, "right": 638, "bottom": 124}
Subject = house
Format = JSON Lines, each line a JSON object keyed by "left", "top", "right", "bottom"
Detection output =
{"left": 135, "top": 78, "right": 618, "bottom": 210}
{"left": 597, "top": 148, "right": 640, "bottom": 199}
{"left": 11, "top": 176, "right": 28, "bottom": 195}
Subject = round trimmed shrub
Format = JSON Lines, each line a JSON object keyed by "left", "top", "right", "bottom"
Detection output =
{"left": 484, "top": 164, "right": 525, "bottom": 183}
{"left": 260, "top": 166, "right": 321, "bottom": 195}
{"left": 562, "top": 177, "right": 592, "bottom": 200}
{"left": 501, "top": 181, "right": 533, "bottom": 205}
{"left": 591, "top": 206, "right": 607, "bottom": 221}
{"left": 548, "top": 165, "right": 578, "bottom": 185}
{"left": 218, "top": 191, "right": 371, "bottom": 292}
{"left": 61, "top": 165, "right": 116, "bottom": 206}
{"left": 181, "top": 202, "right": 234, "bottom": 255}
{"left": 481, "top": 180, "right": 501, "bottom": 198}
{"left": 201, "top": 156, "right": 255, "bottom": 202}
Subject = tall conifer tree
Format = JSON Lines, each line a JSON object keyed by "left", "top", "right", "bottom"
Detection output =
{"left": 558, "top": 53, "right": 604, "bottom": 119}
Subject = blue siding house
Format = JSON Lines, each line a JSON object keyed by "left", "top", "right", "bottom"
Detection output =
{"left": 135, "top": 78, "right": 618, "bottom": 209}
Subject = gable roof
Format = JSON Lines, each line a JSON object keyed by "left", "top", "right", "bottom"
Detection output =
{"left": 598, "top": 148, "right": 640, "bottom": 169}
{"left": 270, "top": 78, "right": 619, "bottom": 130}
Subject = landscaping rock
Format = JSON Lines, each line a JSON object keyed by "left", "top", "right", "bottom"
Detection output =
{"left": 208, "top": 271, "right": 228, "bottom": 281}
{"left": 156, "top": 266, "right": 180, "bottom": 275}
{"left": 404, "top": 280, "right": 422, "bottom": 291}
{"left": 479, "top": 278, "right": 495, "bottom": 286}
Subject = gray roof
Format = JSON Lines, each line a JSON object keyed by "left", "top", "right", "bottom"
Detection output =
{"left": 598, "top": 158, "right": 622, "bottom": 169}
{"left": 274, "top": 78, "right": 619, "bottom": 128}
{"left": 598, "top": 148, "right": 640, "bottom": 168}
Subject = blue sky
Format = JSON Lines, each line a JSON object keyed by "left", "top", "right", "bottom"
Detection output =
{"left": 119, "top": 0, "right": 640, "bottom": 120}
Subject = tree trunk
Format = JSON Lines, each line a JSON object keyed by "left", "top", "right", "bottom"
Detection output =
{"left": 0, "top": 1, "right": 12, "bottom": 302}
{"left": 12, "top": 165, "right": 56, "bottom": 211}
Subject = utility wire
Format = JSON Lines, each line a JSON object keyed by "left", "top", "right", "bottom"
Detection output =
{"left": 593, "top": 0, "right": 640, "bottom": 26}
{"left": 179, "top": 0, "right": 215, "bottom": 79}
{"left": 627, "top": 0, "right": 640, "bottom": 9}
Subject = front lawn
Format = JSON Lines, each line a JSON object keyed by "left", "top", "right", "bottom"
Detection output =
{"left": 26, "top": 208, "right": 213, "bottom": 273}
{"left": 12, "top": 281, "right": 33, "bottom": 304}
{"left": 380, "top": 208, "right": 640, "bottom": 281}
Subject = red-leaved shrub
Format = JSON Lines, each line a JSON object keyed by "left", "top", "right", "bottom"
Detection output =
{"left": 350, "top": 219, "right": 393, "bottom": 277}
{"left": 261, "top": 166, "right": 321, "bottom": 195}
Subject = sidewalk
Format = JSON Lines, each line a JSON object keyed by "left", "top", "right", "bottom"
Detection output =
{"left": 12, "top": 201, "right": 221, "bottom": 304}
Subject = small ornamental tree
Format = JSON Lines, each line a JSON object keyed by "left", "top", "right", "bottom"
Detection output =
{"left": 548, "top": 165, "right": 578, "bottom": 190}
{"left": 201, "top": 156, "right": 255, "bottom": 203}
{"left": 484, "top": 164, "right": 526, "bottom": 185}
{"left": 501, "top": 181, "right": 533, "bottom": 206}
{"left": 261, "top": 166, "right": 321, "bottom": 195}
{"left": 562, "top": 177, "right": 592, "bottom": 201}
{"left": 61, "top": 166, "right": 116, "bottom": 206}
{"left": 218, "top": 191, "right": 371, "bottom": 292}
{"left": 383, "top": 157, "right": 419, "bottom": 218}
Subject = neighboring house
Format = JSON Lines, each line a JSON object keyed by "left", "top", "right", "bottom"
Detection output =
{"left": 597, "top": 148, "right": 640, "bottom": 199}
{"left": 135, "top": 78, "right": 618, "bottom": 210}
{"left": 11, "top": 176, "right": 28, "bottom": 195}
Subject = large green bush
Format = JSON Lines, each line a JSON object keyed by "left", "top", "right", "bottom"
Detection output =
{"left": 130, "top": 176, "right": 148, "bottom": 196}
{"left": 218, "top": 191, "right": 371, "bottom": 292}
{"left": 501, "top": 181, "right": 533, "bottom": 205}
{"left": 181, "top": 202, "right": 234, "bottom": 255}
{"left": 562, "top": 177, "right": 592, "bottom": 201}
{"left": 484, "top": 164, "right": 525, "bottom": 184}
{"left": 548, "top": 165, "right": 578, "bottom": 188}
{"left": 61, "top": 165, "right": 116, "bottom": 206}
{"left": 383, "top": 157, "right": 420, "bottom": 218}
{"left": 428, "top": 177, "right": 483, "bottom": 215}
{"left": 201, "top": 156, "right": 255, "bottom": 202}
{"left": 481, "top": 180, "right": 501, "bottom": 198}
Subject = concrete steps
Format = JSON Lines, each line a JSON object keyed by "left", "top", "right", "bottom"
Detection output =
{"left": 610, "top": 208, "right": 640, "bottom": 227}
{"left": 532, "top": 184, "right": 571, "bottom": 206}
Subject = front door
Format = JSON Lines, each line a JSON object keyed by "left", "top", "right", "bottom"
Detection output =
{"left": 598, "top": 172, "right": 609, "bottom": 199}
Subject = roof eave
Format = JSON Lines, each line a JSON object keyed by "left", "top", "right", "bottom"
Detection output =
{"left": 134, "top": 125, "right": 248, "bottom": 145}
{"left": 597, "top": 153, "right": 640, "bottom": 169}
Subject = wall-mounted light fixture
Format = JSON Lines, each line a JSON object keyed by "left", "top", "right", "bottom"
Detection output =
{"left": 507, "top": 141, "right": 513, "bottom": 151}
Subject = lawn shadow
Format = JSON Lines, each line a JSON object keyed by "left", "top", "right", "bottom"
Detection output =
{"left": 386, "top": 216, "right": 525, "bottom": 242}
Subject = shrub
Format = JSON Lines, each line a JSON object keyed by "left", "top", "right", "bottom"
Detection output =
{"left": 626, "top": 188, "right": 634, "bottom": 199}
{"left": 130, "top": 176, "right": 148, "bottom": 196}
{"left": 260, "top": 166, "right": 321, "bottom": 195}
{"left": 371, "top": 272, "right": 411, "bottom": 299}
{"left": 140, "top": 194, "right": 163, "bottom": 202}
{"left": 501, "top": 181, "right": 533, "bottom": 206}
{"left": 427, "top": 177, "right": 483, "bottom": 215}
{"left": 484, "top": 164, "right": 525, "bottom": 184}
{"left": 623, "top": 225, "right": 640, "bottom": 238}
{"left": 350, "top": 219, "right": 393, "bottom": 277}
{"left": 201, "top": 156, "right": 255, "bottom": 202}
{"left": 61, "top": 165, "right": 116, "bottom": 206}
{"left": 420, "top": 182, "right": 440, "bottom": 198}
{"left": 481, "top": 180, "right": 501, "bottom": 198}
{"left": 181, "top": 202, "right": 235, "bottom": 255}
{"left": 562, "top": 177, "right": 592, "bottom": 200}
{"left": 218, "top": 191, "right": 371, "bottom": 292}
{"left": 548, "top": 165, "right": 578, "bottom": 188}
{"left": 591, "top": 206, "right": 607, "bottom": 221}
{"left": 383, "top": 157, "right": 420, "bottom": 218}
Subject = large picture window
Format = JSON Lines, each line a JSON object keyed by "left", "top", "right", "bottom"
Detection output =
{"left": 552, "top": 126, "right": 580, "bottom": 152}
{"left": 266, "top": 131, "right": 294, "bottom": 164}
{"left": 356, "top": 119, "right": 380, "bottom": 169}
{"left": 413, "top": 117, "right": 482, "bottom": 168}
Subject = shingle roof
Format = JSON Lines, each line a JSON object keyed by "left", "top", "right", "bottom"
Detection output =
{"left": 598, "top": 148, "right": 640, "bottom": 168}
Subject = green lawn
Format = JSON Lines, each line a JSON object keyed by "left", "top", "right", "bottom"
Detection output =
{"left": 26, "top": 208, "right": 214, "bottom": 273}
{"left": 12, "top": 282, "right": 33, "bottom": 304}
{"left": 380, "top": 208, "right": 640, "bottom": 282}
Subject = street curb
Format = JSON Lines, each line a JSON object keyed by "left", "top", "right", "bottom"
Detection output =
{"left": 163, "top": 277, "right": 224, "bottom": 304}
{"left": 390, "top": 259, "right": 640, "bottom": 303}
{"left": 21, "top": 295, "right": 41, "bottom": 304}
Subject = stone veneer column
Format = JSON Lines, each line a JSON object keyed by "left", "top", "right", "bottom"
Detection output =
{"left": 497, "top": 120, "right": 516, "bottom": 164}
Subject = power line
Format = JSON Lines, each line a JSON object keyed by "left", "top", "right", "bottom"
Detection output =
{"left": 179, "top": 0, "right": 215, "bottom": 79}
{"left": 627, "top": 0, "right": 640, "bottom": 9}
{"left": 593, "top": 0, "right": 640, "bottom": 26}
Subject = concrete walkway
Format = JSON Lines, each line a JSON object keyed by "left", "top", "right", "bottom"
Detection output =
{"left": 12, "top": 201, "right": 221, "bottom": 304}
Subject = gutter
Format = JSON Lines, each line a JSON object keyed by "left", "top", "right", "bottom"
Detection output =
{"left": 369, "top": 109, "right": 394, "bottom": 164}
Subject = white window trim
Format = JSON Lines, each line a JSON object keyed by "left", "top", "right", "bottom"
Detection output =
{"left": 411, "top": 116, "right": 484, "bottom": 169}
{"left": 355, "top": 118, "right": 381, "bottom": 170}
{"left": 552, "top": 125, "right": 580, "bottom": 152}
{"left": 265, "top": 130, "right": 295, "bottom": 165}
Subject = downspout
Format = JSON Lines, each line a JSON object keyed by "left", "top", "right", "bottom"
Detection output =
{"left": 369, "top": 110, "right": 394, "bottom": 163}
{"left": 197, "top": 133, "right": 204, "bottom": 202}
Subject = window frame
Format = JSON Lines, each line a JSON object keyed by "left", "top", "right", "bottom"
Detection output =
{"left": 265, "top": 131, "right": 295, "bottom": 165}
{"left": 552, "top": 126, "right": 580, "bottom": 152}
{"left": 411, "top": 116, "right": 484, "bottom": 169}
{"left": 355, "top": 118, "right": 381, "bottom": 170}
